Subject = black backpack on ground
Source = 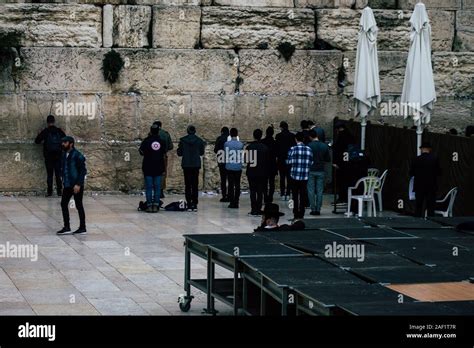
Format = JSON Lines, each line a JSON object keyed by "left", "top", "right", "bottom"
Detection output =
{"left": 46, "top": 128, "right": 63, "bottom": 154}
{"left": 164, "top": 201, "right": 187, "bottom": 211}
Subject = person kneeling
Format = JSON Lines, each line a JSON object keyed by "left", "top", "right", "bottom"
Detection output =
{"left": 254, "top": 203, "right": 305, "bottom": 231}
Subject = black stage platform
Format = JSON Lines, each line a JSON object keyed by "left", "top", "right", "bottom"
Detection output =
{"left": 181, "top": 217, "right": 474, "bottom": 316}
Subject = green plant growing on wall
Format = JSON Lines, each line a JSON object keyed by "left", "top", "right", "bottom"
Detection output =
{"left": 102, "top": 50, "right": 124, "bottom": 84}
{"left": 277, "top": 42, "right": 295, "bottom": 62}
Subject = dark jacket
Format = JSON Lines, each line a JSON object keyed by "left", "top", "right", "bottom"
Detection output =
{"left": 275, "top": 129, "right": 295, "bottom": 164}
{"left": 177, "top": 134, "right": 206, "bottom": 168}
{"left": 35, "top": 126, "right": 66, "bottom": 158}
{"left": 333, "top": 129, "right": 356, "bottom": 167}
{"left": 308, "top": 140, "right": 330, "bottom": 172}
{"left": 61, "top": 148, "right": 87, "bottom": 188}
{"left": 261, "top": 136, "right": 278, "bottom": 176}
{"left": 214, "top": 133, "right": 228, "bottom": 168}
{"left": 139, "top": 135, "right": 166, "bottom": 177}
{"left": 159, "top": 129, "right": 173, "bottom": 153}
{"left": 409, "top": 152, "right": 442, "bottom": 192}
{"left": 246, "top": 141, "right": 269, "bottom": 178}
{"left": 254, "top": 220, "right": 305, "bottom": 232}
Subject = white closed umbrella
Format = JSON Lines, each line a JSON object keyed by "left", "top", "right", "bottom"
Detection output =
{"left": 401, "top": 2, "right": 436, "bottom": 155}
{"left": 353, "top": 6, "right": 381, "bottom": 151}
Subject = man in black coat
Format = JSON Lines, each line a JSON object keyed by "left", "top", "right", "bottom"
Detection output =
{"left": 246, "top": 129, "right": 269, "bottom": 216}
{"left": 139, "top": 124, "right": 166, "bottom": 212}
{"left": 35, "top": 115, "right": 66, "bottom": 197}
{"left": 214, "top": 127, "right": 230, "bottom": 202}
{"left": 177, "top": 125, "right": 206, "bottom": 212}
{"left": 261, "top": 126, "right": 278, "bottom": 204}
{"left": 409, "top": 142, "right": 442, "bottom": 217}
{"left": 275, "top": 121, "right": 295, "bottom": 200}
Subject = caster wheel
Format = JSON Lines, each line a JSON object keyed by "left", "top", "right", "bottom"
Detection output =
{"left": 178, "top": 295, "right": 193, "bottom": 312}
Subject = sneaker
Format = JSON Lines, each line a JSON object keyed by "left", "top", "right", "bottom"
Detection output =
{"left": 186, "top": 207, "right": 193, "bottom": 212}
{"left": 146, "top": 206, "right": 153, "bottom": 213}
{"left": 73, "top": 227, "right": 87, "bottom": 235}
{"left": 57, "top": 227, "right": 72, "bottom": 235}
{"left": 192, "top": 207, "right": 198, "bottom": 212}
{"left": 220, "top": 197, "right": 230, "bottom": 203}
{"left": 152, "top": 204, "right": 159, "bottom": 213}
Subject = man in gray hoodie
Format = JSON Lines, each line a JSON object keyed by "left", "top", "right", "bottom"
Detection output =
{"left": 177, "top": 125, "right": 206, "bottom": 212}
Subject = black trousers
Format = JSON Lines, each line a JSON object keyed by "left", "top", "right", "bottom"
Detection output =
{"left": 183, "top": 168, "right": 200, "bottom": 208}
{"left": 227, "top": 170, "right": 242, "bottom": 206}
{"left": 415, "top": 189, "right": 436, "bottom": 217}
{"left": 218, "top": 164, "right": 228, "bottom": 198}
{"left": 291, "top": 179, "right": 308, "bottom": 219}
{"left": 248, "top": 176, "right": 265, "bottom": 214}
{"left": 45, "top": 155, "right": 62, "bottom": 194}
{"left": 278, "top": 163, "right": 291, "bottom": 196}
{"left": 264, "top": 174, "right": 276, "bottom": 203}
{"left": 61, "top": 186, "right": 86, "bottom": 228}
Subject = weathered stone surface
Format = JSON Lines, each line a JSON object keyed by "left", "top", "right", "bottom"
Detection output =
{"left": 367, "top": 0, "right": 397, "bottom": 9}
{"left": 190, "top": 95, "right": 234, "bottom": 141}
{"left": 456, "top": 11, "right": 474, "bottom": 52}
{"left": 18, "top": 48, "right": 238, "bottom": 94}
{"left": 0, "top": 94, "right": 25, "bottom": 141}
{"left": 0, "top": 4, "right": 102, "bottom": 47}
{"left": 398, "top": 0, "right": 461, "bottom": 10}
{"left": 239, "top": 50, "right": 342, "bottom": 95}
{"left": 335, "top": 0, "right": 368, "bottom": 8}
{"left": 262, "top": 95, "right": 308, "bottom": 131}
{"left": 19, "top": 48, "right": 111, "bottom": 93}
{"left": 295, "top": 0, "right": 337, "bottom": 7}
{"left": 307, "top": 94, "right": 352, "bottom": 132}
{"left": 214, "top": 0, "right": 294, "bottom": 6}
{"left": 113, "top": 6, "right": 151, "bottom": 48}
{"left": 102, "top": 94, "right": 139, "bottom": 141}
{"left": 343, "top": 51, "right": 408, "bottom": 95}
{"left": 316, "top": 9, "right": 455, "bottom": 51}
{"left": 152, "top": 6, "right": 201, "bottom": 49}
{"left": 25, "top": 93, "right": 69, "bottom": 140}
{"left": 103, "top": 5, "right": 114, "bottom": 48}
{"left": 0, "top": 144, "right": 44, "bottom": 191}
{"left": 464, "top": 0, "right": 474, "bottom": 10}
{"left": 432, "top": 52, "right": 474, "bottom": 97}
{"left": 116, "top": 49, "right": 238, "bottom": 94}
{"left": 0, "top": 48, "right": 19, "bottom": 93}
{"left": 201, "top": 7, "right": 316, "bottom": 49}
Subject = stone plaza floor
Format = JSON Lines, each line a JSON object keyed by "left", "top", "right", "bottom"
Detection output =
{"left": 0, "top": 192, "right": 379, "bottom": 316}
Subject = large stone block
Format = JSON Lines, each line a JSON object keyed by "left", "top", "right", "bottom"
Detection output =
{"left": 398, "top": 0, "right": 461, "bottom": 10}
{"left": 19, "top": 48, "right": 111, "bottom": 93}
{"left": 25, "top": 93, "right": 68, "bottom": 140}
{"left": 307, "top": 94, "right": 352, "bottom": 132}
{"left": 295, "top": 0, "right": 337, "bottom": 7}
{"left": 0, "top": 48, "right": 19, "bottom": 93}
{"left": 464, "top": 0, "right": 474, "bottom": 10}
{"left": 113, "top": 6, "right": 151, "bottom": 48}
{"left": 456, "top": 11, "right": 474, "bottom": 52}
{"left": 239, "top": 50, "right": 342, "bottom": 95}
{"left": 0, "top": 144, "right": 44, "bottom": 191}
{"left": 432, "top": 52, "right": 474, "bottom": 97}
{"left": 102, "top": 94, "right": 139, "bottom": 141}
{"left": 0, "top": 4, "right": 102, "bottom": 47}
{"left": 189, "top": 95, "right": 234, "bottom": 141}
{"left": 116, "top": 49, "right": 238, "bottom": 94}
{"left": 262, "top": 95, "right": 308, "bottom": 131}
{"left": 201, "top": 7, "right": 316, "bottom": 49}
{"left": 0, "top": 94, "right": 25, "bottom": 141}
{"left": 213, "top": 0, "right": 294, "bottom": 6}
{"left": 232, "top": 95, "right": 264, "bottom": 140}
{"left": 343, "top": 51, "right": 408, "bottom": 95}
{"left": 367, "top": 0, "right": 397, "bottom": 9}
{"left": 152, "top": 6, "right": 201, "bottom": 49}
{"left": 316, "top": 9, "right": 455, "bottom": 51}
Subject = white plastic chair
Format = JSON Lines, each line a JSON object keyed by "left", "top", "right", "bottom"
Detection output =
{"left": 374, "top": 169, "right": 388, "bottom": 212}
{"left": 367, "top": 168, "right": 379, "bottom": 177}
{"left": 347, "top": 176, "right": 381, "bottom": 217}
{"left": 434, "top": 187, "right": 458, "bottom": 217}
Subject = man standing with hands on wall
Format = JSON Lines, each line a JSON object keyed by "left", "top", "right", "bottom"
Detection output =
{"left": 57, "top": 136, "right": 88, "bottom": 235}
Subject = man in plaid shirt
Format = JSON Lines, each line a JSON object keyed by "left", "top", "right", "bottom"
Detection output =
{"left": 287, "top": 132, "right": 313, "bottom": 220}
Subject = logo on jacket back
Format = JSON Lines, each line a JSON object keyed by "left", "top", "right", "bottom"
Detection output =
{"left": 151, "top": 142, "right": 161, "bottom": 151}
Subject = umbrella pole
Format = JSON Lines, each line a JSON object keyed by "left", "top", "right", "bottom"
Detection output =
{"left": 416, "top": 124, "right": 423, "bottom": 156}
{"left": 361, "top": 117, "right": 367, "bottom": 151}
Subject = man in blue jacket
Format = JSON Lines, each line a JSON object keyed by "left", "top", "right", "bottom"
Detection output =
{"left": 57, "top": 136, "right": 87, "bottom": 235}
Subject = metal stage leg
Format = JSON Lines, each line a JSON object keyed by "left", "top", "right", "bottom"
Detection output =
{"left": 260, "top": 279, "right": 266, "bottom": 316}
{"left": 242, "top": 277, "right": 248, "bottom": 315}
{"left": 178, "top": 243, "right": 193, "bottom": 313}
{"left": 233, "top": 258, "right": 239, "bottom": 316}
{"left": 281, "top": 288, "right": 288, "bottom": 316}
{"left": 203, "top": 249, "right": 218, "bottom": 315}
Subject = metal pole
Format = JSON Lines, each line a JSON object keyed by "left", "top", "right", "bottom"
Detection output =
{"left": 361, "top": 117, "right": 367, "bottom": 151}
{"left": 416, "top": 123, "right": 423, "bottom": 156}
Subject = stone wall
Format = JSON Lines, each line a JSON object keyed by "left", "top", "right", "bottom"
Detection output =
{"left": 0, "top": 0, "right": 472, "bottom": 192}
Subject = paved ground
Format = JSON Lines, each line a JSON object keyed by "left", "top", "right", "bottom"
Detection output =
{"left": 0, "top": 192, "right": 380, "bottom": 315}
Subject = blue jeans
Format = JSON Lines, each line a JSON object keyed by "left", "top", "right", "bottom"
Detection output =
{"left": 145, "top": 176, "right": 162, "bottom": 205}
{"left": 307, "top": 171, "right": 325, "bottom": 212}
